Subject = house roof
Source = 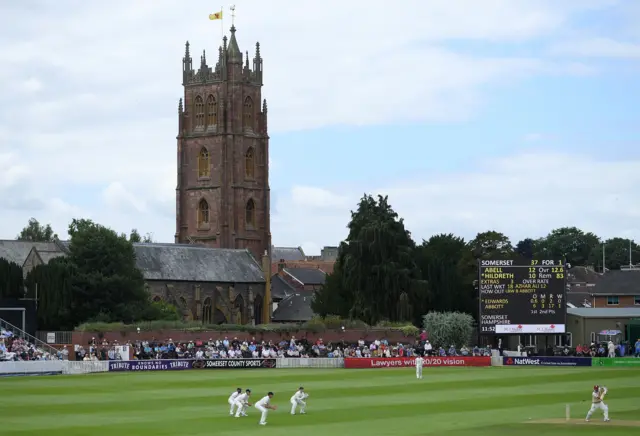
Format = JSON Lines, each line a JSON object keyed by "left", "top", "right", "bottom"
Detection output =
{"left": 567, "top": 266, "right": 601, "bottom": 284}
{"left": 272, "top": 294, "right": 315, "bottom": 322}
{"left": 284, "top": 267, "right": 326, "bottom": 285}
{"left": 0, "top": 240, "right": 61, "bottom": 265}
{"left": 566, "top": 291, "right": 592, "bottom": 308}
{"left": 590, "top": 270, "right": 640, "bottom": 295}
{"left": 134, "top": 243, "right": 265, "bottom": 283}
{"left": 272, "top": 246, "right": 305, "bottom": 262}
{"left": 567, "top": 307, "right": 640, "bottom": 318}
{"left": 271, "top": 274, "right": 295, "bottom": 300}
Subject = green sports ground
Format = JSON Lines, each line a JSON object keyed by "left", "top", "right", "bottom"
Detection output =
{"left": 1, "top": 366, "right": 639, "bottom": 435}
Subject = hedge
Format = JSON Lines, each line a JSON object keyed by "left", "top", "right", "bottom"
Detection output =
{"left": 75, "top": 316, "right": 420, "bottom": 337}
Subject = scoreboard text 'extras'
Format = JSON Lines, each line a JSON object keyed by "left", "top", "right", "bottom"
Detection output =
{"left": 478, "top": 259, "right": 567, "bottom": 334}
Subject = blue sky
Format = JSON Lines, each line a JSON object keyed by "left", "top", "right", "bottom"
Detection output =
{"left": 1, "top": 0, "right": 639, "bottom": 254}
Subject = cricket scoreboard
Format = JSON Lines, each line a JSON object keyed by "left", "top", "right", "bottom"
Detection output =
{"left": 478, "top": 259, "right": 566, "bottom": 334}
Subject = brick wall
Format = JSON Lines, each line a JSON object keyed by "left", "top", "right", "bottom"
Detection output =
{"left": 593, "top": 295, "right": 639, "bottom": 308}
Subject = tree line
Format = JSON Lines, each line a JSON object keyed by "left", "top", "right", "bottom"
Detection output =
{"left": 311, "top": 194, "right": 638, "bottom": 326}
{"left": 1, "top": 218, "right": 177, "bottom": 330}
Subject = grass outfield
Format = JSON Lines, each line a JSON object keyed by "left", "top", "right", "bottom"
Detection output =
{"left": 1, "top": 366, "right": 639, "bottom": 435}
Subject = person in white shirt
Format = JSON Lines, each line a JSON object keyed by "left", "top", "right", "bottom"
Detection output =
{"left": 586, "top": 385, "right": 610, "bottom": 422}
{"left": 228, "top": 388, "right": 242, "bottom": 416}
{"left": 290, "top": 387, "right": 308, "bottom": 415}
{"left": 415, "top": 355, "right": 424, "bottom": 379}
{"left": 255, "top": 392, "right": 276, "bottom": 425}
{"left": 234, "top": 389, "right": 252, "bottom": 418}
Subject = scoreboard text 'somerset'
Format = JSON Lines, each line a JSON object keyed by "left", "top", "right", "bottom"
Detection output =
{"left": 478, "top": 259, "right": 566, "bottom": 334}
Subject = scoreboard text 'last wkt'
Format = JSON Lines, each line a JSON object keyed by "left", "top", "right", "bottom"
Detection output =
{"left": 478, "top": 259, "right": 567, "bottom": 335}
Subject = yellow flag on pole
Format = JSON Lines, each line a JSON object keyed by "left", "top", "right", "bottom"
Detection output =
{"left": 209, "top": 11, "right": 223, "bottom": 20}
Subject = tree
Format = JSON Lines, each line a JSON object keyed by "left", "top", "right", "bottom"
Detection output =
{"left": 515, "top": 238, "right": 536, "bottom": 259}
{"left": 129, "top": 229, "right": 154, "bottom": 243}
{"left": 415, "top": 234, "right": 474, "bottom": 315}
{"left": 312, "top": 194, "right": 427, "bottom": 325}
{"left": 67, "top": 219, "right": 149, "bottom": 323}
{"left": 588, "top": 238, "right": 640, "bottom": 271}
{"left": 25, "top": 258, "right": 76, "bottom": 330}
{"left": 16, "top": 218, "right": 57, "bottom": 242}
{"left": 310, "top": 262, "right": 352, "bottom": 318}
{"left": 468, "top": 231, "right": 513, "bottom": 260}
{"left": 0, "top": 258, "right": 24, "bottom": 299}
{"left": 542, "top": 227, "right": 600, "bottom": 266}
{"left": 422, "top": 311, "right": 475, "bottom": 347}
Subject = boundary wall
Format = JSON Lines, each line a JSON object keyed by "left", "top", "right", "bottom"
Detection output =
{"left": 2, "top": 356, "right": 638, "bottom": 376}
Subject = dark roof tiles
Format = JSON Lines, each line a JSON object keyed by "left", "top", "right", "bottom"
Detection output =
{"left": 134, "top": 243, "right": 265, "bottom": 283}
{"left": 272, "top": 294, "right": 314, "bottom": 322}
{"left": 284, "top": 267, "right": 326, "bottom": 285}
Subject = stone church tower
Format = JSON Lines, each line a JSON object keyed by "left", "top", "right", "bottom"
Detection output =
{"left": 175, "top": 26, "right": 271, "bottom": 262}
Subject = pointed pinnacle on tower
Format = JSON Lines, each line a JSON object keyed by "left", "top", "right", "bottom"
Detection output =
{"left": 227, "top": 25, "right": 242, "bottom": 63}
{"left": 178, "top": 98, "right": 183, "bottom": 112}
{"left": 184, "top": 41, "right": 190, "bottom": 59}
{"left": 262, "top": 99, "right": 267, "bottom": 113}
{"left": 255, "top": 42, "right": 261, "bottom": 58}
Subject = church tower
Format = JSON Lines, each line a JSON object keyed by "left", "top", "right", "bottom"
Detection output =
{"left": 176, "top": 26, "right": 271, "bottom": 262}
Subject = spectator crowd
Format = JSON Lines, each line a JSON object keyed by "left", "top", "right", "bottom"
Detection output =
{"left": 76, "top": 330, "right": 492, "bottom": 362}
{"left": 1, "top": 328, "right": 67, "bottom": 361}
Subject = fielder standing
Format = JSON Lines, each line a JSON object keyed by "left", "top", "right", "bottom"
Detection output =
{"left": 415, "top": 354, "right": 424, "bottom": 379}
{"left": 234, "top": 389, "right": 252, "bottom": 418}
{"left": 290, "top": 386, "right": 307, "bottom": 415}
{"left": 255, "top": 391, "right": 277, "bottom": 425}
{"left": 586, "top": 385, "right": 610, "bottom": 422}
{"left": 228, "top": 388, "right": 242, "bottom": 416}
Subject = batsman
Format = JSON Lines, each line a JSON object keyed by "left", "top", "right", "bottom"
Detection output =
{"left": 585, "top": 385, "right": 610, "bottom": 422}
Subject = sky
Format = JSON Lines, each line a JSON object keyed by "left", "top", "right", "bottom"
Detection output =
{"left": 1, "top": 0, "right": 639, "bottom": 255}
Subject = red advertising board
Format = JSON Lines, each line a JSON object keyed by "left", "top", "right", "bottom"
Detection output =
{"left": 344, "top": 356, "right": 491, "bottom": 369}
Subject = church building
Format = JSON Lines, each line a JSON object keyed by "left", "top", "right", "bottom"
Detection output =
{"left": 175, "top": 25, "right": 271, "bottom": 263}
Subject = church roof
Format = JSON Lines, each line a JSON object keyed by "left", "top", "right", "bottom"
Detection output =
{"left": 0, "top": 240, "right": 61, "bottom": 265}
{"left": 133, "top": 243, "right": 265, "bottom": 283}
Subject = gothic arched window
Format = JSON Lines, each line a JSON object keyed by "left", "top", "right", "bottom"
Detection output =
{"left": 206, "top": 95, "right": 217, "bottom": 127}
{"left": 245, "top": 199, "right": 255, "bottom": 228}
{"left": 243, "top": 96, "right": 253, "bottom": 129}
{"left": 198, "top": 199, "right": 209, "bottom": 226}
{"left": 194, "top": 96, "right": 205, "bottom": 129}
{"left": 198, "top": 147, "right": 210, "bottom": 178}
{"left": 245, "top": 147, "right": 254, "bottom": 179}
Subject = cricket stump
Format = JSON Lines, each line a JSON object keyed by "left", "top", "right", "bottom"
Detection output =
{"left": 565, "top": 404, "right": 570, "bottom": 421}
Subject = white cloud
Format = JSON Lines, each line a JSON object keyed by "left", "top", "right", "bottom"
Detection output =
{"left": 274, "top": 151, "right": 640, "bottom": 254}
{"left": 551, "top": 38, "right": 640, "bottom": 58}
{"left": 0, "top": 0, "right": 629, "bottom": 250}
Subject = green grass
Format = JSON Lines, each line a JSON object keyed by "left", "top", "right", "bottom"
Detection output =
{"left": 1, "top": 366, "right": 639, "bottom": 435}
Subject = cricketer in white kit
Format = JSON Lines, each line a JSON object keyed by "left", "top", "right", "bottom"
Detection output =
{"left": 415, "top": 355, "right": 424, "bottom": 379}
{"left": 234, "top": 389, "right": 252, "bottom": 418}
{"left": 290, "top": 387, "right": 308, "bottom": 415}
{"left": 228, "top": 388, "right": 242, "bottom": 416}
{"left": 255, "top": 392, "right": 276, "bottom": 425}
{"left": 586, "top": 385, "right": 610, "bottom": 422}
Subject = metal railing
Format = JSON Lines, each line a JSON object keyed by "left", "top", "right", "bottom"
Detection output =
{"left": 36, "top": 331, "right": 73, "bottom": 345}
{"left": 0, "top": 317, "right": 61, "bottom": 356}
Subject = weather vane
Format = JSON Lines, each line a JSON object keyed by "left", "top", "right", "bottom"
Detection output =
{"left": 230, "top": 5, "right": 236, "bottom": 26}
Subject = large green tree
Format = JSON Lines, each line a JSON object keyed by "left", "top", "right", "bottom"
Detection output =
{"left": 0, "top": 258, "right": 24, "bottom": 299}
{"left": 468, "top": 231, "right": 513, "bottom": 260}
{"left": 588, "top": 238, "right": 640, "bottom": 271}
{"left": 540, "top": 227, "right": 600, "bottom": 266}
{"left": 16, "top": 218, "right": 57, "bottom": 242}
{"left": 312, "top": 194, "right": 426, "bottom": 325}
{"left": 415, "top": 234, "right": 475, "bottom": 314}
{"left": 25, "top": 218, "right": 168, "bottom": 329}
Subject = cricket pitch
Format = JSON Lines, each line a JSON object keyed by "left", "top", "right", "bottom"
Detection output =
{"left": 528, "top": 418, "right": 640, "bottom": 427}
